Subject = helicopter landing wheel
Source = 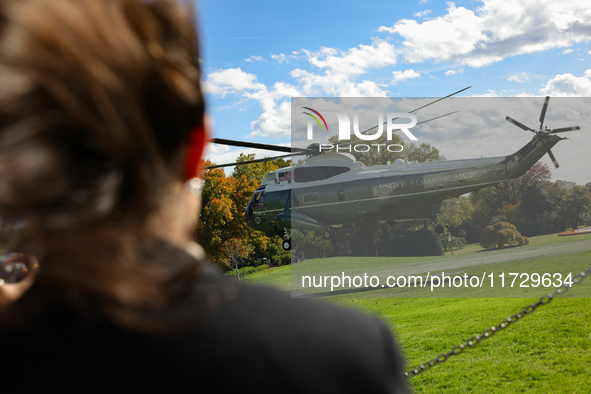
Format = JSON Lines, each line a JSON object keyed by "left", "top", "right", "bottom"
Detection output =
{"left": 434, "top": 224, "right": 444, "bottom": 234}
{"left": 323, "top": 230, "right": 332, "bottom": 240}
{"left": 282, "top": 239, "right": 291, "bottom": 251}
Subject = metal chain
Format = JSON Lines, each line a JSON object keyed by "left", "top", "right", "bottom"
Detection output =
{"left": 405, "top": 265, "right": 591, "bottom": 379}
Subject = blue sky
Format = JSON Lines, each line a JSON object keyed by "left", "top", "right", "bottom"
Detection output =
{"left": 197, "top": 0, "right": 591, "bottom": 184}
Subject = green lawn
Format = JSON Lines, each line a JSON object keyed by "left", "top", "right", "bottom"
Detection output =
{"left": 245, "top": 233, "right": 591, "bottom": 393}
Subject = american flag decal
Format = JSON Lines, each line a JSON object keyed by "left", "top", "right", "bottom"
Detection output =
{"left": 278, "top": 171, "right": 292, "bottom": 182}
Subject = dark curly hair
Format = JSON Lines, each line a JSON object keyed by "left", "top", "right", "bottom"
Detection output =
{"left": 0, "top": 0, "right": 206, "bottom": 332}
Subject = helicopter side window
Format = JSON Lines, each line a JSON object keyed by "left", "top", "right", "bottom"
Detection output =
{"left": 254, "top": 191, "right": 266, "bottom": 208}
{"left": 303, "top": 193, "right": 319, "bottom": 204}
{"left": 294, "top": 166, "right": 350, "bottom": 183}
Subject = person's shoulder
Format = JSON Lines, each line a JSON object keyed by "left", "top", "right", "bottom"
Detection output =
{"left": 175, "top": 269, "right": 411, "bottom": 393}
{"left": 195, "top": 266, "right": 385, "bottom": 336}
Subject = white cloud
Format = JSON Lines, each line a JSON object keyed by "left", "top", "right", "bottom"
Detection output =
{"left": 203, "top": 68, "right": 266, "bottom": 97}
{"left": 561, "top": 48, "right": 574, "bottom": 55}
{"left": 270, "top": 52, "right": 301, "bottom": 64}
{"left": 205, "top": 39, "right": 401, "bottom": 138}
{"left": 507, "top": 73, "right": 530, "bottom": 83}
{"left": 304, "top": 39, "right": 397, "bottom": 80}
{"left": 245, "top": 55, "right": 265, "bottom": 63}
{"left": 205, "top": 69, "right": 300, "bottom": 137}
{"left": 271, "top": 53, "right": 287, "bottom": 63}
{"left": 379, "top": 0, "right": 591, "bottom": 67}
{"left": 468, "top": 90, "right": 498, "bottom": 97}
{"left": 289, "top": 39, "right": 398, "bottom": 96}
{"left": 392, "top": 69, "right": 421, "bottom": 84}
{"left": 540, "top": 69, "right": 591, "bottom": 96}
{"left": 247, "top": 100, "right": 291, "bottom": 138}
{"left": 445, "top": 68, "right": 464, "bottom": 75}
{"left": 414, "top": 10, "right": 432, "bottom": 17}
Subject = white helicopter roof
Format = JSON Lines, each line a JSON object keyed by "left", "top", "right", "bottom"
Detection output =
{"left": 260, "top": 151, "right": 505, "bottom": 188}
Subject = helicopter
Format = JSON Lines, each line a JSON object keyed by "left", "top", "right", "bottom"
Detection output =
{"left": 208, "top": 94, "right": 581, "bottom": 251}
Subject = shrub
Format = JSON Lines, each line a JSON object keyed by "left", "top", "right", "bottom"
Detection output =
{"left": 480, "top": 222, "right": 528, "bottom": 249}
{"left": 441, "top": 235, "right": 467, "bottom": 251}
{"left": 382, "top": 229, "right": 444, "bottom": 256}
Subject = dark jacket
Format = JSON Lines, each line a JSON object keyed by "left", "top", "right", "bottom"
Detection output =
{"left": 1, "top": 265, "right": 410, "bottom": 393}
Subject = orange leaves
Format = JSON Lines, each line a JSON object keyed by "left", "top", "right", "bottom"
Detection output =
{"left": 195, "top": 156, "right": 288, "bottom": 266}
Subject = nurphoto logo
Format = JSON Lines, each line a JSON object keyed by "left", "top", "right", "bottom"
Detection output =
{"left": 302, "top": 107, "right": 417, "bottom": 153}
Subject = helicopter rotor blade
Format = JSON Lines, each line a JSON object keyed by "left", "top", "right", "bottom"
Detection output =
{"left": 345, "top": 87, "right": 471, "bottom": 141}
{"left": 211, "top": 138, "right": 313, "bottom": 155}
{"left": 206, "top": 153, "right": 297, "bottom": 169}
{"left": 415, "top": 111, "right": 459, "bottom": 126}
{"left": 407, "top": 86, "right": 472, "bottom": 114}
{"left": 505, "top": 116, "right": 535, "bottom": 132}
{"left": 539, "top": 137, "right": 560, "bottom": 168}
{"left": 546, "top": 148, "right": 559, "bottom": 168}
{"left": 214, "top": 87, "right": 472, "bottom": 156}
{"left": 539, "top": 96, "right": 549, "bottom": 129}
{"left": 549, "top": 126, "right": 581, "bottom": 134}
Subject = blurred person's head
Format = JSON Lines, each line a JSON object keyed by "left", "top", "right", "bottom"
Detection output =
{"left": 0, "top": 0, "right": 208, "bottom": 328}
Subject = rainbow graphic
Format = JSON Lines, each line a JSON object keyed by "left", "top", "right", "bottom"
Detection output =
{"left": 302, "top": 107, "right": 328, "bottom": 131}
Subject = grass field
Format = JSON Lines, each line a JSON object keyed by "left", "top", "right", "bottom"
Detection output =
{"left": 245, "top": 233, "right": 591, "bottom": 393}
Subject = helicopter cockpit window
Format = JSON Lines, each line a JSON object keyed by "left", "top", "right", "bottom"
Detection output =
{"left": 294, "top": 166, "right": 350, "bottom": 183}
{"left": 254, "top": 191, "right": 266, "bottom": 208}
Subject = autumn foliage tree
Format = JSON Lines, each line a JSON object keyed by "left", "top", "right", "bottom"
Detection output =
{"left": 195, "top": 156, "right": 290, "bottom": 267}
{"left": 480, "top": 222, "right": 529, "bottom": 249}
{"left": 196, "top": 162, "right": 237, "bottom": 264}
{"left": 223, "top": 238, "right": 254, "bottom": 275}
{"left": 470, "top": 162, "right": 552, "bottom": 235}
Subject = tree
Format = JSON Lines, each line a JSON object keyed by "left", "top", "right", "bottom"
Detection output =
{"left": 438, "top": 197, "right": 473, "bottom": 232}
{"left": 404, "top": 142, "right": 446, "bottom": 162}
{"left": 223, "top": 238, "right": 254, "bottom": 279}
{"left": 327, "top": 132, "right": 406, "bottom": 166}
{"left": 196, "top": 161, "right": 237, "bottom": 264}
{"left": 480, "top": 222, "right": 528, "bottom": 249}
{"left": 563, "top": 186, "right": 591, "bottom": 229}
{"left": 263, "top": 238, "right": 291, "bottom": 266}
{"left": 195, "top": 155, "right": 290, "bottom": 267}
{"left": 548, "top": 181, "right": 570, "bottom": 232}
{"left": 436, "top": 196, "right": 473, "bottom": 246}
{"left": 326, "top": 129, "right": 445, "bottom": 166}
{"left": 549, "top": 183, "right": 591, "bottom": 231}
{"left": 519, "top": 183, "right": 554, "bottom": 236}
{"left": 292, "top": 231, "right": 333, "bottom": 259}
{"left": 470, "top": 162, "right": 552, "bottom": 235}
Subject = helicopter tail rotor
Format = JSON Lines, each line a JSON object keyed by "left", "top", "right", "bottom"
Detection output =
{"left": 505, "top": 96, "right": 581, "bottom": 169}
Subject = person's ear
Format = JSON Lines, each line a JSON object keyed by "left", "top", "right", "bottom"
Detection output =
{"left": 184, "top": 118, "right": 209, "bottom": 181}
